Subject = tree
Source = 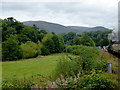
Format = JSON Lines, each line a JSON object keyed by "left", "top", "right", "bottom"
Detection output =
{"left": 21, "top": 25, "right": 39, "bottom": 42}
{"left": 79, "top": 35, "right": 95, "bottom": 47}
{"left": 41, "top": 33, "right": 64, "bottom": 55}
{"left": 42, "top": 33, "right": 54, "bottom": 54}
{"left": 74, "top": 34, "right": 95, "bottom": 47}
{"left": 39, "top": 30, "right": 47, "bottom": 34}
{"left": 2, "top": 36, "right": 23, "bottom": 61}
{"left": 61, "top": 32, "right": 76, "bottom": 45}
{"left": 7, "top": 17, "right": 14, "bottom": 21}
{"left": 81, "top": 30, "right": 112, "bottom": 46}
{"left": 100, "top": 37, "right": 110, "bottom": 47}
{"left": 17, "top": 34, "right": 31, "bottom": 44}
{"left": 58, "top": 35, "right": 65, "bottom": 52}
{"left": 52, "top": 34, "right": 60, "bottom": 53}
{"left": 38, "top": 33, "right": 45, "bottom": 42}
{"left": 74, "top": 37, "right": 82, "bottom": 45}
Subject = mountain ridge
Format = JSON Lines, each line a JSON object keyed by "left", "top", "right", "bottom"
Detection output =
{"left": 23, "top": 20, "right": 110, "bottom": 34}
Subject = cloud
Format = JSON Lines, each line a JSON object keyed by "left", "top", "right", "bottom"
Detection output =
{"left": 1, "top": 0, "right": 118, "bottom": 28}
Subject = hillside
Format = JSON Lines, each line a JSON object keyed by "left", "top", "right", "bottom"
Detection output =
{"left": 23, "top": 21, "right": 73, "bottom": 34}
{"left": 23, "top": 21, "right": 110, "bottom": 34}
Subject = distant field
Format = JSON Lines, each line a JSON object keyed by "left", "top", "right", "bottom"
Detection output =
{"left": 2, "top": 53, "right": 66, "bottom": 80}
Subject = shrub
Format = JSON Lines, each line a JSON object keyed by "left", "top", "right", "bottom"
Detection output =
{"left": 41, "top": 46, "right": 50, "bottom": 55}
{"left": 36, "top": 70, "right": 116, "bottom": 89}
{"left": 66, "top": 45, "right": 107, "bottom": 73}
{"left": 66, "top": 45, "right": 99, "bottom": 55}
{"left": 50, "top": 54, "right": 80, "bottom": 80}
{"left": 20, "top": 41, "right": 41, "bottom": 58}
{"left": 51, "top": 45, "right": 108, "bottom": 82}
{"left": 2, "top": 76, "right": 35, "bottom": 89}
{"left": 79, "top": 70, "right": 116, "bottom": 89}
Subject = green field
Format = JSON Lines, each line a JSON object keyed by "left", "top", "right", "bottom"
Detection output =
{"left": 2, "top": 53, "right": 65, "bottom": 80}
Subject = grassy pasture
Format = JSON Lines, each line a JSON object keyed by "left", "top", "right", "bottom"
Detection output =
{"left": 2, "top": 53, "right": 65, "bottom": 80}
{"left": 2, "top": 51, "right": 119, "bottom": 88}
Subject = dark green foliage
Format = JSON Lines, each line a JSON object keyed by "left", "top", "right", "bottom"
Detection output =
{"left": 82, "top": 30, "right": 112, "bottom": 46}
{"left": 58, "top": 35, "right": 65, "bottom": 52}
{"left": 60, "top": 30, "right": 111, "bottom": 46}
{"left": 2, "top": 18, "right": 48, "bottom": 43}
{"left": 21, "top": 25, "right": 39, "bottom": 43}
{"left": 1, "top": 17, "right": 111, "bottom": 61}
{"left": 41, "top": 46, "right": 50, "bottom": 55}
{"left": 2, "top": 18, "right": 49, "bottom": 60}
{"left": 61, "top": 32, "right": 76, "bottom": 45}
{"left": 41, "top": 33, "right": 65, "bottom": 55}
{"left": 2, "top": 36, "right": 23, "bottom": 61}
{"left": 52, "top": 34, "right": 61, "bottom": 53}
{"left": 100, "top": 37, "right": 110, "bottom": 47}
{"left": 80, "top": 35, "right": 95, "bottom": 47}
{"left": 17, "top": 34, "right": 31, "bottom": 44}
{"left": 74, "top": 35, "right": 95, "bottom": 47}
{"left": 2, "top": 19, "right": 24, "bottom": 41}
{"left": 37, "top": 33, "right": 45, "bottom": 42}
{"left": 74, "top": 37, "right": 81, "bottom": 45}
{"left": 42, "top": 33, "right": 55, "bottom": 54}
{"left": 39, "top": 29, "right": 47, "bottom": 34}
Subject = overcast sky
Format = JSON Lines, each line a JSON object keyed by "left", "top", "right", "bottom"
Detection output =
{"left": 1, "top": 0, "right": 119, "bottom": 28}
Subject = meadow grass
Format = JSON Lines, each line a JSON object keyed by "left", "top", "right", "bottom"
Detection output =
{"left": 2, "top": 53, "right": 65, "bottom": 80}
{"left": 100, "top": 51, "right": 119, "bottom": 85}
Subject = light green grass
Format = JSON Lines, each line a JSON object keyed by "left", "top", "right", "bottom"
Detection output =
{"left": 2, "top": 53, "right": 66, "bottom": 80}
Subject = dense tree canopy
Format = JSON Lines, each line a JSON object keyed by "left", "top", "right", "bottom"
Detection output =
{"left": 2, "top": 35, "right": 23, "bottom": 61}
{"left": 74, "top": 35, "right": 95, "bottom": 47}
{"left": 2, "top": 17, "right": 112, "bottom": 61}
{"left": 82, "top": 30, "right": 112, "bottom": 46}
{"left": 2, "top": 18, "right": 64, "bottom": 60}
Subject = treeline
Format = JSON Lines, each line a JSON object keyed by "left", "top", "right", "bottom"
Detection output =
{"left": 59, "top": 30, "right": 112, "bottom": 47}
{"left": 2, "top": 17, "right": 112, "bottom": 61}
{"left": 2, "top": 17, "right": 64, "bottom": 61}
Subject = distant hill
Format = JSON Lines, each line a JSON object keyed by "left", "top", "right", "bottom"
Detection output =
{"left": 23, "top": 21, "right": 110, "bottom": 34}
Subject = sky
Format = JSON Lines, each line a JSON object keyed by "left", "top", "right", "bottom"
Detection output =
{"left": 1, "top": 0, "right": 119, "bottom": 29}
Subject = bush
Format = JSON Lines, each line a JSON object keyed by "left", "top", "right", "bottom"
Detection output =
{"left": 20, "top": 41, "right": 41, "bottom": 58}
{"left": 66, "top": 45, "right": 107, "bottom": 73}
{"left": 51, "top": 45, "right": 107, "bottom": 81}
{"left": 66, "top": 45, "right": 99, "bottom": 55}
{"left": 2, "top": 76, "right": 35, "bottom": 89}
{"left": 79, "top": 70, "right": 116, "bottom": 89}
{"left": 36, "top": 70, "right": 116, "bottom": 89}
{"left": 41, "top": 46, "right": 50, "bottom": 55}
{"left": 51, "top": 54, "right": 82, "bottom": 80}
